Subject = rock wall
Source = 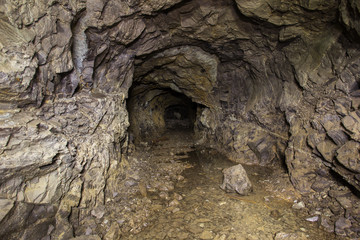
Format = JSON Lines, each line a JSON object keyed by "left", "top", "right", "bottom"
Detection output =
{"left": 0, "top": 0, "right": 360, "bottom": 238}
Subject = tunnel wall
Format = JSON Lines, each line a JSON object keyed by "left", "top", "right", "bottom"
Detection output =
{"left": 0, "top": 0, "right": 360, "bottom": 238}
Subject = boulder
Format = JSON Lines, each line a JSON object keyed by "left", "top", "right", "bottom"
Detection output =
{"left": 220, "top": 164, "right": 252, "bottom": 195}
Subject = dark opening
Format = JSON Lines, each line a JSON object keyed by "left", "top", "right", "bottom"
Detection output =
{"left": 127, "top": 85, "right": 198, "bottom": 144}
{"left": 164, "top": 96, "right": 197, "bottom": 130}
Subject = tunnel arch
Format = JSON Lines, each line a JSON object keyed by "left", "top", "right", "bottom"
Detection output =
{"left": 127, "top": 45, "right": 220, "bottom": 144}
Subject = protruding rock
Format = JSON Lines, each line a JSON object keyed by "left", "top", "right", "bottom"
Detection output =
{"left": 336, "top": 141, "right": 360, "bottom": 173}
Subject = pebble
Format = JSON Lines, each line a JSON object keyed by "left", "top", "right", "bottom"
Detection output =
{"left": 174, "top": 193, "right": 183, "bottom": 201}
{"left": 177, "top": 175, "right": 185, "bottom": 181}
{"left": 306, "top": 216, "right": 319, "bottom": 222}
{"left": 159, "top": 191, "right": 169, "bottom": 200}
{"left": 169, "top": 199, "right": 180, "bottom": 206}
{"left": 292, "top": 201, "right": 305, "bottom": 210}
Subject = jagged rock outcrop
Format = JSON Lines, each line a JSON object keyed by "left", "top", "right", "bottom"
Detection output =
{"left": 0, "top": 0, "right": 360, "bottom": 239}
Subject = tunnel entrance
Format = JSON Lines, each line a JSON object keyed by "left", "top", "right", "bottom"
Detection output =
{"left": 127, "top": 84, "right": 199, "bottom": 145}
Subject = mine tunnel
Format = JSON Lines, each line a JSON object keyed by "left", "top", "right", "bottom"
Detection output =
{"left": 127, "top": 84, "right": 199, "bottom": 144}
{"left": 1, "top": 0, "right": 360, "bottom": 239}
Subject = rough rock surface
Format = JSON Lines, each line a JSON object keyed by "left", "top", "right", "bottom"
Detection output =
{"left": 0, "top": 0, "right": 360, "bottom": 238}
{"left": 220, "top": 164, "right": 253, "bottom": 195}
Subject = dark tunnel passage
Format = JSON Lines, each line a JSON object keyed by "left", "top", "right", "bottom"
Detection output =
{"left": 127, "top": 84, "right": 201, "bottom": 144}
{"left": 163, "top": 93, "right": 197, "bottom": 130}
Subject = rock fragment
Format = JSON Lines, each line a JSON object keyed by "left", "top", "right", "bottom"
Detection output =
{"left": 220, "top": 164, "right": 252, "bottom": 195}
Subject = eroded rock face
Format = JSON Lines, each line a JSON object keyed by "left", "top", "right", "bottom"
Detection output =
{"left": 0, "top": 0, "right": 360, "bottom": 238}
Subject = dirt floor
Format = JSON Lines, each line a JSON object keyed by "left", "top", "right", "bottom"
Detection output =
{"left": 87, "top": 130, "right": 345, "bottom": 240}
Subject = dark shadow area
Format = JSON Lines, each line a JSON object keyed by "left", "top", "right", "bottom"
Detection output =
{"left": 164, "top": 94, "right": 197, "bottom": 130}
{"left": 127, "top": 84, "right": 198, "bottom": 144}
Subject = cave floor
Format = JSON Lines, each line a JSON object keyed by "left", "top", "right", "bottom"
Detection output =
{"left": 108, "top": 131, "right": 342, "bottom": 240}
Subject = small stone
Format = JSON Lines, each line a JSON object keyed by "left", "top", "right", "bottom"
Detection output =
{"left": 292, "top": 201, "right": 305, "bottom": 209}
{"left": 91, "top": 206, "right": 105, "bottom": 219}
{"left": 159, "top": 191, "right": 169, "bottom": 200}
{"left": 177, "top": 175, "right": 185, "bottom": 181}
{"left": 306, "top": 216, "right": 319, "bottom": 222}
{"left": 174, "top": 193, "right": 183, "bottom": 201}
{"left": 199, "top": 230, "right": 214, "bottom": 239}
{"left": 169, "top": 199, "right": 180, "bottom": 206}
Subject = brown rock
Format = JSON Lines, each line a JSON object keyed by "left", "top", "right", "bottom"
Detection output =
{"left": 316, "top": 140, "right": 337, "bottom": 163}
{"left": 336, "top": 141, "right": 360, "bottom": 173}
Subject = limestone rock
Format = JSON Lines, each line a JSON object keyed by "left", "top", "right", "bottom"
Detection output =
{"left": 220, "top": 164, "right": 252, "bottom": 195}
